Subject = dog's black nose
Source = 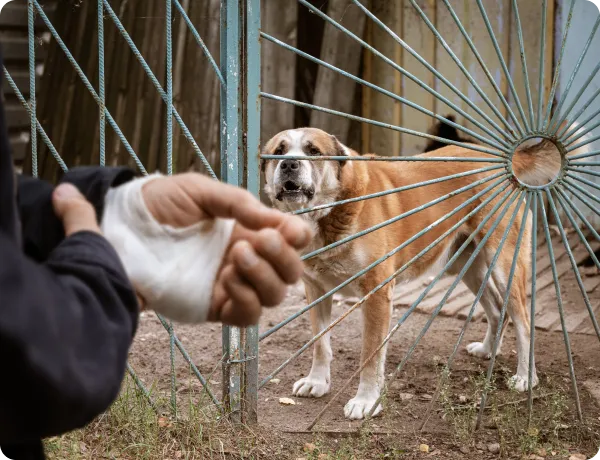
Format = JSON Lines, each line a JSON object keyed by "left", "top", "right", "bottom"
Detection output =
{"left": 280, "top": 159, "right": 300, "bottom": 173}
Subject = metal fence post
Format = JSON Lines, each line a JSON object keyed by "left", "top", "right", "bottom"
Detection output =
{"left": 220, "top": 0, "right": 261, "bottom": 424}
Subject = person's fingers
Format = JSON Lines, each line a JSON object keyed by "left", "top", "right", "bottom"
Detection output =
{"left": 252, "top": 228, "right": 305, "bottom": 284}
{"left": 220, "top": 265, "right": 263, "bottom": 327}
{"left": 52, "top": 183, "right": 101, "bottom": 237}
{"left": 179, "top": 173, "right": 290, "bottom": 230}
{"left": 230, "top": 240, "right": 289, "bottom": 307}
{"left": 276, "top": 215, "right": 313, "bottom": 250}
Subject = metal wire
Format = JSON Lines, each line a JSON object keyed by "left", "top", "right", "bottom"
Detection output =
{"left": 98, "top": 0, "right": 106, "bottom": 166}
{"left": 27, "top": 0, "right": 37, "bottom": 177}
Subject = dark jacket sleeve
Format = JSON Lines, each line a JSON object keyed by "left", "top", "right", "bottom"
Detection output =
{"left": 0, "top": 168, "right": 140, "bottom": 443}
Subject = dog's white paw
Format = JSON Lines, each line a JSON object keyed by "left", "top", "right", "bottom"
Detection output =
{"left": 344, "top": 393, "right": 382, "bottom": 420}
{"left": 292, "top": 376, "right": 330, "bottom": 398}
{"left": 466, "top": 342, "right": 493, "bottom": 359}
{"left": 508, "top": 374, "right": 538, "bottom": 392}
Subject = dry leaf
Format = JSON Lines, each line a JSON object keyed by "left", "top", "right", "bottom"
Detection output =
{"left": 419, "top": 444, "right": 429, "bottom": 453}
{"left": 279, "top": 397, "right": 296, "bottom": 406}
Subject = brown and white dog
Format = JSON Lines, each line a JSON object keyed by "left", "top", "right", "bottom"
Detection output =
{"left": 262, "top": 125, "right": 590, "bottom": 420}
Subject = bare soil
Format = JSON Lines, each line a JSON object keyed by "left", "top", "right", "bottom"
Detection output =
{"left": 124, "top": 267, "right": 600, "bottom": 459}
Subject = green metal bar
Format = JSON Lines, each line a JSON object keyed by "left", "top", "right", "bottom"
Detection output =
{"left": 569, "top": 161, "right": 600, "bottom": 167}
{"left": 567, "top": 166, "right": 600, "bottom": 179}
{"left": 537, "top": 0, "right": 548, "bottom": 131}
{"left": 261, "top": 31, "right": 510, "bottom": 152}
{"left": 406, "top": 0, "right": 518, "bottom": 141}
{"left": 566, "top": 133, "right": 600, "bottom": 153}
{"left": 32, "top": 0, "right": 147, "bottom": 174}
{"left": 555, "top": 188, "right": 600, "bottom": 263}
{"left": 564, "top": 177, "right": 600, "bottom": 208}
{"left": 102, "top": 0, "right": 216, "bottom": 179}
{"left": 155, "top": 315, "right": 222, "bottom": 408}
{"left": 537, "top": 191, "right": 583, "bottom": 421}
{"left": 261, "top": 155, "right": 505, "bottom": 163}
{"left": 221, "top": 0, "right": 243, "bottom": 422}
{"left": 551, "top": 193, "right": 600, "bottom": 334}
{"left": 261, "top": 93, "right": 506, "bottom": 158}
{"left": 541, "top": 0, "right": 576, "bottom": 131}
{"left": 548, "top": 16, "right": 600, "bottom": 134}
{"left": 126, "top": 364, "right": 159, "bottom": 414}
{"left": 293, "top": 166, "right": 505, "bottom": 216}
{"left": 98, "top": 0, "right": 106, "bottom": 166}
{"left": 301, "top": 0, "right": 514, "bottom": 144}
{"left": 368, "top": 191, "right": 529, "bottom": 421}
{"left": 302, "top": 172, "right": 507, "bottom": 261}
{"left": 28, "top": 0, "right": 37, "bottom": 176}
{"left": 511, "top": 0, "right": 535, "bottom": 129}
{"left": 527, "top": 192, "right": 537, "bottom": 428}
{"left": 475, "top": 191, "right": 530, "bottom": 430}
{"left": 260, "top": 175, "right": 508, "bottom": 342}
{"left": 562, "top": 111, "right": 600, "bottom": 147}
{"left": 566, "top": 172, "right": 600, "bottom": 194}
{"left": 440, "top": 0, "right": 524, "bottom": 138}
{"left": 569, "top": 149, "right": 600, "bottom": 162}
{"left": 557, "top": 86, "right": 600, "bottom": 140}
{"left": 3, "top": 67, "right": 67, "bottom": 172}
{"left": 242, "top": 0, "right": 261, "bottom": 425}
{"left": 475, "top": 0, "right": 530, "bottom": 132}
{"left": 560, "top": 182, "right": 600, "bottom": 231}
{"left": 306, "top": 187, "right": 520, "bottom": 430}
{"left": 172, "top": 0, "right": 225, "bottom": 86}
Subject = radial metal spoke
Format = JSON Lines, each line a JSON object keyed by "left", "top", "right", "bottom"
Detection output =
{"left": 567, "top": 133, "right": 600, "bottom": 153}
{"left": 555, "top": 189, "right": 600, "bottom": 264}
{"left": 548, "top": 17, "right": 600, "bottom": 133}
{"left": 569, "top": 161, "right": 600, "bottom": 168}
{"left": 474, "top": 192, "right": 531, "bottom": 430}
{"left": 536, "top": 0, "right": 548, "bottom": 130}
{"left": 367, "top": 191, "right": 529, "bottom": 421}
{"left": 510, "top": 0, "right": 536, "bottom": 129}
{"left": 441, "top": 0, "right": 524, "bottom": 138}
{"left": 562, "top": 113, "right": 600, "bottom": 148}
{"left": 541, "top": 0, "right": 576, "bottom": 131}
{"left": 262, "top": 31, "right": 510, "bottom": 152}
{"left": 173, "top": 0, "right": 225, "bottom": 86}
{"left": 475, "top": 0, "right": 530, "bottom": 132}
{"left": 549, "top": 191, "right": 600, "bottom": 340}
{"left": 3, "top": 67, "right": 68, "bottom": 172}
{"left": 306, "top": 188, "right": 520, "bottom": 429}
{"left": 102, "top": 0, "right": 217, "bottom": 178}
{"left": 260, "top": 176, "right": 509, "bottom": 342}
{"left": 262, "top": 93, "right": 506, "bottom": 158}
{"left": 294, "top": 166, "right": 505, "bottom": 216}
{"left": 558, "top": 86, "right": 600, "bottom": 140}
{"left": 567, "top": 167, "right": 600, "bottom": 179}
{"left": 302, "top": 172, "right": 507, "bottom": 261}
{"left": 298, "top": 0, "right": 514, "bottom": 145}
{"left": 566, "top": 172, "right": 600, "bottom": 194}
{"left": 559, "top": 183, "right": 600, "bottom": 235}
{"left": 563, "top": 178, "right": 600, "bottom": 209}
{"left": 527, "top": 193, "right": 538, "bottom": 427}
{"left": 568, "top": 149, "right": 600, "bottom": 162}
{"left": 537, "top": 191, "right": 583, "bottom": 421}
{"left": 406, "top": 0, "right": 519, "bottom": 140}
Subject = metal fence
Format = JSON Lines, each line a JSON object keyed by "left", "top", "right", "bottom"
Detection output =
{"left": 6, "top": 0, "right": 600, "bottom": 433}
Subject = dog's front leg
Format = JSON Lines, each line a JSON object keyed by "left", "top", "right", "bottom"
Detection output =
{"left": 293, "top": 280, "right": 333, "bottom": 398}
{"left": 344, "top": 283, "right": 393, "bottom": 420}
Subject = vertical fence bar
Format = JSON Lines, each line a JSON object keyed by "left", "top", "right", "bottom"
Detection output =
{"left": 165, "top": 0, "right": 177, "bottom": 418}
{"left": 27, "top": 0, "right": 37, "bottom": 177}
{"left": 242, "top": 0, "right": 261, "bottom": 424}
{"left": 98, "top": 0, "right": 106, "bottom": 166}
{"left": 221, "top": 0, "right": 243, "bottom": 423}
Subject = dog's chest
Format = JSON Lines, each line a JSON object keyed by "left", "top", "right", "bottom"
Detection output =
{"left": 303, "top": 246, "right": 366, "bottom": 297}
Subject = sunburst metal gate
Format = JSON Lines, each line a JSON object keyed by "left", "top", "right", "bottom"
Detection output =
{"left": 7, "top": 0, "right": 600, "bottom": 433}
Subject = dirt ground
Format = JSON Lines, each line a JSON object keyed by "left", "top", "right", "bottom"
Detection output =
{"left": 124, "top": 265, "right": 600, "bottom": 459}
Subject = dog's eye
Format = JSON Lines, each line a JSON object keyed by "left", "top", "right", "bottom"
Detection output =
{"left": 274, "top": 145, "right": 284, "bottom": 155}
{"left": 309, "top": 147, "right": 320, "bottom": 156}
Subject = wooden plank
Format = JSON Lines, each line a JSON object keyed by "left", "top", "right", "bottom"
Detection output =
{"left": 400, "top": 0, "right": 435, "bottom": 156}
{"left": 365, "top": 0, "right": 401, "bottom": 156}
{"left": 0, "top": 36, "right": 46, "bottom": 62}
{"left": 0, "top": 2, "right": 56, "bottom": 28}
{"left": 463, "top": 0, "right": 511, "bottom": 140}
{"left": 5, "top": 104, "right": 29, "bottom": 130}
{"left": 311, "top": 0, "right": 366, "bottom": 145}
{"left": 434, "top": 0, "right": 468, "bottom": 126}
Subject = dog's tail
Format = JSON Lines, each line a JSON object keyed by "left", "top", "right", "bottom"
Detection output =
{"left": 511, "top": 120, "right": 592, "bottom": 187}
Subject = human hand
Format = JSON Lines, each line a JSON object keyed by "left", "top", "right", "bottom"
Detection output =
{"left": 140, "top": 173, "right": 312, "bottom": 327}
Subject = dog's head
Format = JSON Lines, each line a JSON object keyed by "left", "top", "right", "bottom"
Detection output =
{"left": 262, "top": 128, "right": 347, "bottom": 215}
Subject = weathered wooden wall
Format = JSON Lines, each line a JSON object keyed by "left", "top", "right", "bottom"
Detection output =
{"left": 362, "top": 0, "right": 556, "bottom": 157}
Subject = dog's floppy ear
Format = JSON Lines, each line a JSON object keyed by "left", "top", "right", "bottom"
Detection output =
{"left": 330, "top": 134, "right": 347, "bottom": 168}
